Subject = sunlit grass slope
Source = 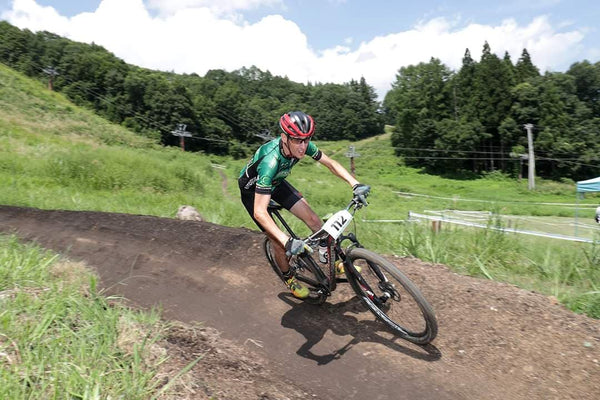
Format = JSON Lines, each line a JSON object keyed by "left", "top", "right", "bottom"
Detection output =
{"left": 0, "top": 62, "right": 241, "bottom": 224}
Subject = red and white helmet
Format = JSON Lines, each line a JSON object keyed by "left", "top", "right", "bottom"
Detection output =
{"left": 279, "top": 111, "right": 315, "bottom": 139}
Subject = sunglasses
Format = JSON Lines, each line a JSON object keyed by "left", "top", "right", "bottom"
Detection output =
{"left": 287, "top": 135, "right": 311, "bottom": 144}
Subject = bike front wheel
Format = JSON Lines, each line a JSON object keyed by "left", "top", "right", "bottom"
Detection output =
{"left": 263, "top": 237, "right": 327, "bottom": 304}
{"left": 345, "top": 248, "right": 438, "bottom": 344}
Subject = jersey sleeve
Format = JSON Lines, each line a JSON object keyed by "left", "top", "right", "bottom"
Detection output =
{"left": 307, "top": 141, "right": 322, "bottom": 161}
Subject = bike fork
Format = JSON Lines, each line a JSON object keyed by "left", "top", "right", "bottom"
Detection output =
{"left": 361, "top": 284, "right": 391, "bottom": 307}
{"left": 355, "top": 267, "right": 394, "bottom": 307}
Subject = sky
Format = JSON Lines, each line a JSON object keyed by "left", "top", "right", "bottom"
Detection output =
{"left": 1, "top": 0, "right": 599, "bottom": 99}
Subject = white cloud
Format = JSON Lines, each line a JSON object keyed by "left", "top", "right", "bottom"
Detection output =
{"left": 4, "top": 0, "right": 71, "bottom": 37}
{"left": 2, "top": 0, "right": 587, "bottom": 99}
{"left": 311, "top": 16, "right": 585, "bottom": 97}
{"left": 146, "top": 0, "right": 283, "bottom": 16}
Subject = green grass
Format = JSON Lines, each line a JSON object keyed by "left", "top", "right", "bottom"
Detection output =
{"left": 1, "top": 60, "right": 599, "bottom": 324}
{"left": 0, "top": 235, "right": 173, "bottom": 399}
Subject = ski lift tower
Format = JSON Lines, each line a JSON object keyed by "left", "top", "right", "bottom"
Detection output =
{"left": 171, "top": 124, "right": 192, "bottom": 151}
{"left": 42, "top": 66, "right": 59, "bottom": 91}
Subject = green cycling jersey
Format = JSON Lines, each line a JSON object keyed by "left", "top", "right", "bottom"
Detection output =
{"left": 239, "top": 137, "right": 322, "bottom": 195}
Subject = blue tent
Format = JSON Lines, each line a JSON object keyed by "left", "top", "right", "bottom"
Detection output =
{"left": 575, "top": 177, "right": 600, "bottom": 233}
{"left": 577, "top": 176, "right": 600, "bottom": 193}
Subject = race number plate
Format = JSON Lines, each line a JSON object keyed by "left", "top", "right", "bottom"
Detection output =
{"left": 322, "top": 210, "right": 353, "bottom": 239}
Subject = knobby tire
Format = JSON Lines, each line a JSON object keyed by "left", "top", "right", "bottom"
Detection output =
{"left": 345, "top": 248, "right": 438, "bottom": 344}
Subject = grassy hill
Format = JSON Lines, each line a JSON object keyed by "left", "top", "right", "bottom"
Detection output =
{"left": 1, "top": 61, "right": 599, "bottom": 319}
{"left": 0, "top": 62, "right": 236, "bottom": 222}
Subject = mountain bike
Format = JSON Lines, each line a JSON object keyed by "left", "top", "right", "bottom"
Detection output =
{"left": 263, "top": 195, "right": 438, "bottom": 345}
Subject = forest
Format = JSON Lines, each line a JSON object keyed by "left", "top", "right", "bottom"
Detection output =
{"left": 384, "top": 44, "right": 600, "bottom": 180}
{"left": 1, "top": 21, "right": 599, "bottom": 180}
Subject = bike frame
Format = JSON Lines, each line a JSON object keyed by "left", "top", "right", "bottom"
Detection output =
{"left": 267, "top": 198, "right": 366, "bottom": 295}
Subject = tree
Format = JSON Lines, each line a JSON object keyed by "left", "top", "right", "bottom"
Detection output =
{"left": 515, "top": 49, "right": 540, "bottom": 83}
{"left": 567, "top": 60, "right": 600, "bottom": 117}
{"left": 471, "top": 42, "right": 514, "bottom": 170}
{"left": 311, "top": 83, "right": 360, "bottom": 140}
{"left": 0, "top": 22, "right": 31, "bottom": 68}
{"left": 348, "top": 77, "right": 385, "bottom": 138}
{"left": 453, "top": 48, "right": 477, "bottom": 120}
{"left": 510, "top": 82, "right": 540, "bottom": 126}
{"left": 389, "top": 58, "right": 454, "bottom": 165}
{"left": 434, "top": 118, "right": 488, "bottom": 173}
{"left": 502, "top": 51, "right": 516, "bottom": 88}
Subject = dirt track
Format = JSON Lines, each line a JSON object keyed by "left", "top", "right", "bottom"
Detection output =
{"left": 0, "top": 205, "right": 599, "bottom": 399}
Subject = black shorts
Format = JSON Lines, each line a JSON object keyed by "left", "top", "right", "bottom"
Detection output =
{"left": 239, "top": 180, "right": 303, "bottom": 231}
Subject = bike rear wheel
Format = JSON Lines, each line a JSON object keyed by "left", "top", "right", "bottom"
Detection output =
{"left": 345, "top": 248, "right": 438, "bottom": 344}
{"left": 263, "top": 237, "right": 328, "bottom": 304}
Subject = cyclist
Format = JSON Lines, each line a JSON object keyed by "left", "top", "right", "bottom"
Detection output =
{"left": 239, "top": 111, "right": 370, "bottom": 299}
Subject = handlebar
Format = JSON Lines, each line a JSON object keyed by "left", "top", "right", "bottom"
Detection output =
{"left": 346, "top": 194, "right": 368, "bottom": 212}
{"left": 303, "top": 195, "right": 366, "bottom": 246}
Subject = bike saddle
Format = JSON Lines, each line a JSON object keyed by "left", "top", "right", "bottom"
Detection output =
{"left": 267, "top": 200, "right": 283, "bottom": 211}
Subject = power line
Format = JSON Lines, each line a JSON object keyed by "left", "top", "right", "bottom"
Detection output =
{"left": 5, "top": 59, "right": 600, "bottom": 170}
{"left": 214, "top": 107, "right": 271, "bottom": 142}
{"left": 5, "top": 59, "right": 236, "bottom": 146}
{"left": 393, "top": 151, "right": 598, "bottom": 168}
{"left": 391, "top": 146, "right": 599, "bottom": 162}
{"left": 390, "top": 146, "right": 511, "bottom": 156}
{"left": 20, "top": 60, "right": 172, "bottom": 135}
{"left": 398, "top": 156, "right": 565, "bottom": 162}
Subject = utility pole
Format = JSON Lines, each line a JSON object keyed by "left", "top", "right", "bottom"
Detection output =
{"left": 171, "top": 124, "right": 192, "bottom": 151}
{"left": 42, "top": 66, "right": 59, "bottom": 90}
{"left": 345, "top": 145, "right": 361, "bottom": 177}
{"left": 524, "top": 123, "right": 535, "bottom": 190}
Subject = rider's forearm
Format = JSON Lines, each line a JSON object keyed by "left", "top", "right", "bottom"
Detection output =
{"left": 326, "top": 158, "right": 359, "bottom": 187}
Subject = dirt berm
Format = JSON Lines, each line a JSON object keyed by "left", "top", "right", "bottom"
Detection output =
{"left": 0, "top": 205, "right": 598, "bottom": 399}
